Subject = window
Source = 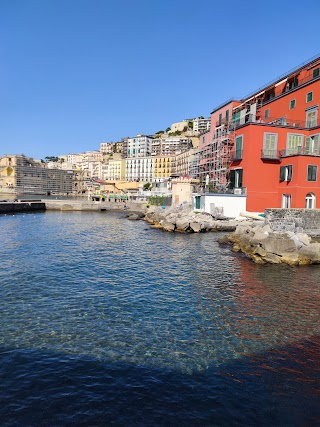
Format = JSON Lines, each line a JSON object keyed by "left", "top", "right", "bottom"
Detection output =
{"left": 219, "top": 113, "right": 222, "bottom": 125}
{"left": 225, "top": 109, "right": 229, "bottom": 122}
{"left": 305, "top": 135, "right": 320, "bottom": 155}
{"left": 287, "top": 134, "right": 304, "bottom": 155}
{"left": 290, "top": 99, "right": 296, "bottom": 109}
{"left": 232, "top": 111, "right": 240, "bottom": 125}
{"left": 263, "top": 133, "right": 278, "bottom": 157}
{"left": 306, "top": 193, "right": 316, "bottom": 209}
{"left": 282, "top": 194, "right": 292, "bottom": 208}
{"left": 313, "top": 68, "right": 320, "bottom": 79}
{"left": 280, "top": 165, "right": 293, "bottom": 181}
{"left": 306, "top": 108, "right": 318, "bottom": 127}
{"left": 306, "top": 92, "right": 313, "bottom": 102}
{"left": 229, "top": 169, "right": 243, "bottom": 189}
{"left": 307, "top": 165, "right": 317, "bottom": 181}
{"left": 234, "top": 135, "right": 243, "bottom": 160}
{"left": 264, "top": 109, "right": 270, "bottom": 119}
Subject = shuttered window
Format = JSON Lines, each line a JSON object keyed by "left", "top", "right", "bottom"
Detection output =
{"left": 307, "top": 165, "right": 317, "bottom": 182}
{"left": 305, "top": 135, "right": 319, "bottom": 155}
{"left": 280, "top": 165, "right": 292, "bottom": 181}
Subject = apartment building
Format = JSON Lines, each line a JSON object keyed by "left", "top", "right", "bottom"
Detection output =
{"left": 125, "top": 157, "right": 154, "bottom": 182}
{"left": 151, "top": 137, "right": 192, "bottom": 156}
{"left": 0, "top": 155, "right": 73, "bottom": 195}
{"left": 174, "top": 148, "right": 198, "bottom": 177}
{"left": 198, "top": 55, "right": 320, "bottom": 211}
{"left": 153, "top": 156, "right": 175, "bottom": 181}
{"left": 100, "top": 141, "right": 124, "bottom": 156}
{"left": 127, "top": 135, "right": 153, "bottom": 158}
{"left": 193, "top": 117, "right": 211, "bottom": 133}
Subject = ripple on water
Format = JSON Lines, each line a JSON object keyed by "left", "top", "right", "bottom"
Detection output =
{"left": 1, "top": 211, "right": 320, "bottom": 425}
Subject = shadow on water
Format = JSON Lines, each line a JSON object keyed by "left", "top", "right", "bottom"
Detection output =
{"left": 1, "top": 336, "right": 320, "bottom": 427}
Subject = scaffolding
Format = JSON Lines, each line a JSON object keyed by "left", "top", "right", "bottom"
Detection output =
{"left": 198, "top": 120, "right": 236, "bottom": 190}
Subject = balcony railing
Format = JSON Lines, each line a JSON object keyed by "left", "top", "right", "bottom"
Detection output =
{"left": 233, "top": 114, "right": 320, "bottom": 129}
{"left": 230, "top": 149, "right": 243, "bottom": 161}
{"left": 280, "top": 147, "right": 320, "bottom": 157}
{"left": 261, "top": 149, "right": 281, "bottom": 160}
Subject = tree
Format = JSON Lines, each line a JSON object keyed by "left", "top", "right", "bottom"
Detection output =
{"left": 155, "top": 130, "right": 164, "bottom": 134}
{"left": 143, "top": 182, "right": 152, "bottom": 191}
{"left": 45, "top": 156, "right": 59, "bottom": 162}
{"left": 166, "top": 127, "right": 171, "bottom": 132}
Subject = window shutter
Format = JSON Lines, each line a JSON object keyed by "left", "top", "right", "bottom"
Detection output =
{"left": 280, "top": 166, "right": 285, "bottom": 181}
{"left": 287, "top": 165, "right": 293, "bottom": 181}
{"left": 238, "top": 169, "right": 243, "bottom": 188}
{"left": 229, "top": 170, "right": 235, "bottom": 189}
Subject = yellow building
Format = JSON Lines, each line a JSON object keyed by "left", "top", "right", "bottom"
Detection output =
{"left": 153, "top": 155, "right": 175, "bottom": 180}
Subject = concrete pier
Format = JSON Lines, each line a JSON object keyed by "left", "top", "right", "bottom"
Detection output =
{"left": 0, "top": 201, "right": 46, "bottom": 213}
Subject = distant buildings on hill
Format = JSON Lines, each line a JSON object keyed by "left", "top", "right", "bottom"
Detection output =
{"left": 2, "top": 55, "right": 320, "bottom": 212}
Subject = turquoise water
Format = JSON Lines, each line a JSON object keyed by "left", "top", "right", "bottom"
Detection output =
{"left": 0, "top": 211, "right": 320, "bottom": 425}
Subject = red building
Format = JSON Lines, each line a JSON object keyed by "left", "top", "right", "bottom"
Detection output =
{"left": 199, "top": 56, "right": 320, "bottom": 212}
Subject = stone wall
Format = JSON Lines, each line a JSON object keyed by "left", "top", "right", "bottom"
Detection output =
{"left": 265, "top": 209, "right": 320, "bottom": 236}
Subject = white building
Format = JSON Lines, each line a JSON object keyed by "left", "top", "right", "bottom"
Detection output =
{"left": 193, "top": 117, "right": 211, "bottom": 133}
{"left": 126, "top": 157, "right": 154, "bottom": 182}
{"left": 151, "top": 137, "right": 192, "bottom": 156}
{"left": 127, "top": 135, "right": 153, "bottom": 158}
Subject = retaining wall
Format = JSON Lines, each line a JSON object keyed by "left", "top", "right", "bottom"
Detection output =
{"left": 265, "top": 208, "right": 320, "bottom": 236}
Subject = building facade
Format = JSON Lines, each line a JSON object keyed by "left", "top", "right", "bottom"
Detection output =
{"left": 0, "top": 155, "right": 73, "bottom": 195}
{"left": 127, "top": 135, "right": 153, "bottom": 158}
{"left": 198, "top": 56, "right": 320, "bottom": 211}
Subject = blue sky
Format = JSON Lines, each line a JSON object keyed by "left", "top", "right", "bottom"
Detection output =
{"left": 0, "top": 0, "right": 319, "bottom": 159}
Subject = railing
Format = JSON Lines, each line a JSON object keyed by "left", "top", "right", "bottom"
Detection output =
{"left": 280, "top": 147, "right": 320, "bottom": 157}
{"left": 230, "top": 149, "right": 243, "bottom": 161}
{"left": 261, "top": 149, "right": 281, "bottom": 160}
{"left": 233, "top": 114, "right": 320, "bottom": 129}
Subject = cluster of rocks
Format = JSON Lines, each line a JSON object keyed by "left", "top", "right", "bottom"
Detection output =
{"left": 141, "top": 205, "right": 240, "bottom": 233}
{"left": 226, "top": 223, "right": 320, "bottom": 265}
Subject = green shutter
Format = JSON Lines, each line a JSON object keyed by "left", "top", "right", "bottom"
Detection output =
{"left": 195, "top": 196, "right": 201, "bottom": 209}
{"left": 280, "top": 166, "right": 286, "bottom": 181}
{"left": 229, "top": 170, "right": 235, "bottom": 189}
{"left": 238, "top": 169, "right": 243, "bottom": 188}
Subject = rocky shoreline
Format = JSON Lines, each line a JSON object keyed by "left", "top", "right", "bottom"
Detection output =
{"left": 132, "top": 204, "right": 246, "bottom": 233}
{"left": 127, "top": 204, "right": 320, "bottom": 265}
{"left": 224, "top": 222, "right": 320, "bottom": 265}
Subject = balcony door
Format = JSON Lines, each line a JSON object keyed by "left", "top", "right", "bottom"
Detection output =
{"left": 306, "top": 108, "right": 318, "bottom": 128}
{"left": 305, "top": 135, "right": 320, "bottom": 155}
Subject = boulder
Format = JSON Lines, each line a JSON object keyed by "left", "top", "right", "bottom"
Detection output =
{"left": 295, "top": 233, "right": 311, "bottom": 246}
{"left": 127, "top": 214, "right": 140, "bottom": 220}
{"left": 262, "top": 235, "right": 297, "bottom": 256}
{"left": 263, "top": 253, "right": 282, "bottom": 264}
{"left": 175, "top": 217, "right": 190, "bottom": 232}
{"left": 190, "top": 222, "right": 201, "bottom": 233}
{"left": 299, "top": 243, "right": 320, "bottom": 264}
{"left": 161, "top": 221, "right": 175, "bottom": 232}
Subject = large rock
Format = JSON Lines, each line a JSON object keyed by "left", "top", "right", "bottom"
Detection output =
{"left": 299, "top": 243, "right": 320, "bottom": 264}
{"left": 190, "top": 222, "right": 201, "bottom": 233}
{"left": 161, "top": 221, "right": 175, "bottom": 232}
{"left": 175, "top": 217, "right": 190, "bottom": 232}
{"left": 262, "top": 235, "right": 297, "bottom": 256}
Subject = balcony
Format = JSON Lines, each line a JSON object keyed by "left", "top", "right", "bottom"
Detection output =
{"left": 280, "top": 147, "right": 320, "bottom": 157}
{"left": 230, "top": 149, "right": 243, "bottom": 161}
{"left": 233, "top": 114, "right": 320, "bottom": 130}
{"left": 261, "top": 149, "right": 281, "bottom": 160}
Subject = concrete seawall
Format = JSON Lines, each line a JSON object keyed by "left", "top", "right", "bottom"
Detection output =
{"left": 0, "top": 201, "right": 46, "bottom": 213}
{"left": 44, "top": 199, "right": 147, "bottom": 213}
